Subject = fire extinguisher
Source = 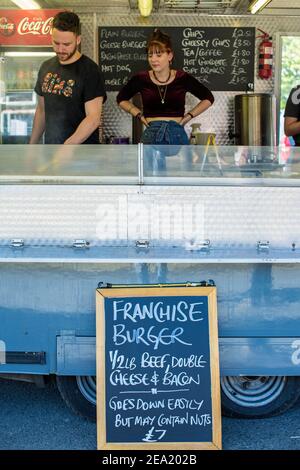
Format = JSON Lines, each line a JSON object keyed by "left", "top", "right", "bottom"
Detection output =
{"left": 257, "top": 29, "right": 273, "bottom": 79}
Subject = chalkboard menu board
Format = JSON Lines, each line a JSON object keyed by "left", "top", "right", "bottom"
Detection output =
{"left": 99, "top": 26, "right": 255, "bottom": 92}
{"left": 96, "top": 285, "right": 221, "bottom": 450}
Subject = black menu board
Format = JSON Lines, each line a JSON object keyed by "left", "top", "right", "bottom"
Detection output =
{"left": 96, "top": 285, "right": 221, "bottom": 450}
{"left": 99, "top": 26, "right": 255, "bottom": 92}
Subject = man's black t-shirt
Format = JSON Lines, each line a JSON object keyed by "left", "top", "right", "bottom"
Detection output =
{"left": 284, "top": 85, "right": 300, "bottom": 146}
{"left": 35, "top": 54, "right": 106, "bottom": 144}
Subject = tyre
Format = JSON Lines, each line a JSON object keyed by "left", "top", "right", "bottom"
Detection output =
{"left": 221, "top": 375, "right": 300, "bottom": 419}
{"left": 56, "top": 375, "right": 96, "bottom": 421}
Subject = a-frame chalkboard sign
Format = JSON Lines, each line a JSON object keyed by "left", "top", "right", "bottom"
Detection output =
{"left": 96, "top": 284, "right": 221, "bottom": 450}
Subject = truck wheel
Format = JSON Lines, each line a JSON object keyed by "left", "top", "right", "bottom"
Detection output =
{"left": 221, "top": 376, "right": 300, "bottom": 419}
{"left": 56, "top": 375, "right": 96, "bottom": 421}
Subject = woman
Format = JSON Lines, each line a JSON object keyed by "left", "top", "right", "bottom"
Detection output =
{"left": 116, "top": 29, "right": 214, "bottom": 171}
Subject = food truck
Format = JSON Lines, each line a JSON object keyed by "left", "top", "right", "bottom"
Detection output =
{"left": 1, "top": 0, "right": 300, "bottom": 422}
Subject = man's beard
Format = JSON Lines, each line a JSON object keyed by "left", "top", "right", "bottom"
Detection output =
{"left": 57, "top": 44, "right": 78, "bottom": 62}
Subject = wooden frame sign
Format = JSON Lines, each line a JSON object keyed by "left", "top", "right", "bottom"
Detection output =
{"left": 96, "top": 286, "right": 221, "bottom": 450}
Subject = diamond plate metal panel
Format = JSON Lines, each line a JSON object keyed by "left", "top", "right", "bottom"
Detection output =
{"left": 0, "top": 184, "right": 299, "bottom": 249}
{"left": 0, "top": 186, "right": 137, "bottom": 246}
{"left": 80, "top": 13, "right": 96, "bottom": 60}
{"left": 140, "top": 185, "right": 300, "bottom": 248}
{"left": 104, "top": 92, "right": 132, "bottom": 142}
{"left": 127, "top": 193, "right": 205, "bottom": 244}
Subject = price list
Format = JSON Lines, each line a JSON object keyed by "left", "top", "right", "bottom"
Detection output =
{"left": 99, "top": 26, "right": 255, "bottom": 92}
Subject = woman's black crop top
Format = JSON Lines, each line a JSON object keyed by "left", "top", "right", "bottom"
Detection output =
{"left": 116, "top": 70, "right": 214, "bottom": 117}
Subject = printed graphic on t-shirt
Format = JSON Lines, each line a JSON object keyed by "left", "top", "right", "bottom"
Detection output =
{"left": 42, "top": 72, "right": 75, "bottom": 97}
{"left": 291, "top": 87, "right": 300, "bottom": 106}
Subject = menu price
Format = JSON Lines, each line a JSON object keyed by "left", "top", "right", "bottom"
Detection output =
{"left": 99, "top": 26, "right": 255, "bottom": 92}
{"left": 181, "top": 27, "right": 254, "bottom": 89}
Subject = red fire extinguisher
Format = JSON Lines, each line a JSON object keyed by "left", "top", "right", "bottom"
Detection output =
{"left": 257, "top": 29, "right": 273, "bottom": 79}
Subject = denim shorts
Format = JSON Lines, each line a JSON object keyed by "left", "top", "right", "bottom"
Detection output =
{"left": 141, "top": 121, "right": 191, "bottom": 173}
{"left": 141, "top": 120, "right": 189, "bottom": 156}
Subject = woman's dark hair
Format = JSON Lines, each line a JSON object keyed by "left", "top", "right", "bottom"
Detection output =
{"left": 52, "top": 11, "right": 81, "bottom": 36}
{"left": 147, "top": 29, "right": 173, "bottom": 53}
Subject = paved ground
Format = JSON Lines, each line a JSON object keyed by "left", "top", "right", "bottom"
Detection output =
{"left": 0, "top": 377, "right": 300, "bottom": 450}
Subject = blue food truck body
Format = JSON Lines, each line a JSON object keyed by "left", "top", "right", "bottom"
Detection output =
{"left": 1, "top": 144, "right": 300, "bottom": 419}
{"left": 1, "top": 261, "right": 300, "bottom": 375}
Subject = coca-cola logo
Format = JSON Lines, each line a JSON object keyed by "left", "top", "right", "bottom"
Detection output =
{"left": 0, "top": 17, "right": 16, "bottom": 36}
{"left": 17, "top": 16, "right": 53, "bottom": 36}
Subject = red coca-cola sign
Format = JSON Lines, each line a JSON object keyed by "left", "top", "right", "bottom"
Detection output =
{"left": 0, "top": 9, "right": 61, "bottom": 45}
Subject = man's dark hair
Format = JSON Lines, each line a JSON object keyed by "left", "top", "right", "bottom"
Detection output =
{"left": 52, "top": 11, "right": 81, "bottom": 35}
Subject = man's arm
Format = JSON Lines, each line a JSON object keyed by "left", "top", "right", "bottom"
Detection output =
{"left": 284, "top": 116, "right": 300, "bottom": 137}
{"left": 29, "top": 95, "right": 45, "bottom": 144}
{"left": 64, "top": 96, "right": 103, "bottom": 145}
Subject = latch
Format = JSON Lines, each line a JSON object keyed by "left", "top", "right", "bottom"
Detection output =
{"left": 186, "top": 279, "right": 215, "bottom": 287}
{"left": 72, "top": 239, "right": 90, "bottom": 249}
{"left": 185, "top": 239, "right": 211, "bottom": 252}
{"left": 10, "top": 239, "right": 24, "bottom": 248}
{"left": 257, "top": 240, "right": 270, "bottom": 252}
{"left": 135, "top": 239, "right": 150, "bottom": 249}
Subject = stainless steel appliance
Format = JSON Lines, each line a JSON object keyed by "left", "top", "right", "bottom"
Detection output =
{"left": 234, "top": 93, "right": 276, "bottom": 146}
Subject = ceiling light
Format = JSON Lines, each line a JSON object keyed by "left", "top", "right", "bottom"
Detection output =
{"left": 10, "top": 0, "right": 41, "bottom": 9}
{"left": 138, "top": 0, "right": 153, "bottom": 17}
{"left": 248, "top": 0, "right": 273, "bottom": 15}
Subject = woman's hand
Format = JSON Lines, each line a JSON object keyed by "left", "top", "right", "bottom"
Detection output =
{"left": 140, "top": 115, "right": 149, "bottom": 127}
{"left": 180, "top": 114, "right": 193, "bottom": 126}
